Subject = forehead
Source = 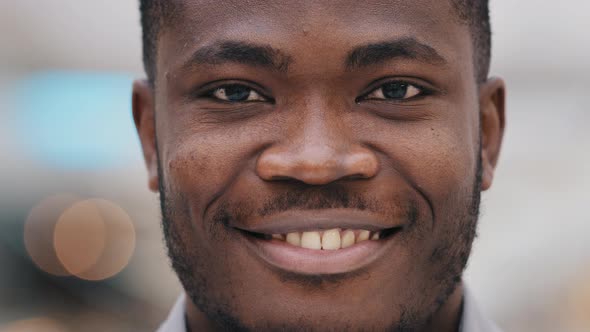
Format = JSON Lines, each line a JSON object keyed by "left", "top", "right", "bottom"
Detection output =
{"left": 171, "top": 0, "right": 457, "bottom": 31}
{"left": 158, "top": 0, "right": 472, "bottom": 80}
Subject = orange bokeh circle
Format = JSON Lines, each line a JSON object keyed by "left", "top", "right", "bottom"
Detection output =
{"left": 24, "top": 194, "right": 79, "bottom": 276}
{"left": 53, "top": 198, "right": 136, "bottom": 281}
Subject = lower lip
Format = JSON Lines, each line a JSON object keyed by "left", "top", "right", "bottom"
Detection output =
{"left": 239, "top": 231, "right": 397, "bottom": 275}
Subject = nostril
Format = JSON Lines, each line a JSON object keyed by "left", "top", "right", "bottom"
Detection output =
{"left": 269, "top": 175, "right": 292, "bottom": 181}
{"left": 346, "top": 173, "right": 370, "bottom": 180}
{"left": 268, "top": 176, "right": 307, "bottom": 185}
{"left": 256, "top": 142, "right": 380, "bottom": 185}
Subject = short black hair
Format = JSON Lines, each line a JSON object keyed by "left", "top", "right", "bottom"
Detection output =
{"left": 139, "top": 0, "right": 491, "bottom": 85}
{"left": 452, "top": 0, "right": 492, "bottom": 84}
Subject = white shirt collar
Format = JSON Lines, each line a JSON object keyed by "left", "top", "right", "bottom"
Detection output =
{"left": 460, "top": 286, "right": 503, "bottom": 332}
{"left": 156, "top": 293, "right": 187, "bottom": 332}
{"left": 157, "top": 287, "right": 502, "bottom": 332}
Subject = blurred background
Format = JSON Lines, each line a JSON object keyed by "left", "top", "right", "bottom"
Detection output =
{"left": 0, "top": 1, "right": 588, "bottom": 331}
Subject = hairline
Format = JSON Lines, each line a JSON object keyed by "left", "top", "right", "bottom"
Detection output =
{"left": 140, "top": 0, "right": 491, "bottom": 86}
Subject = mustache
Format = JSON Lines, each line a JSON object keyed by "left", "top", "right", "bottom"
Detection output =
{"left": 211, "top": 183, "right": 419, "bottom": 230}
{"left": 258, "top": 183, "right": 376, "bottom": 216}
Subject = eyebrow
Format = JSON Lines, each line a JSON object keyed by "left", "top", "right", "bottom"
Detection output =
{"left": 345, "top": 37, "right": 447, "bottom": 70}
{"left": 181, "top": 40, "right": 292, "bottom": 73}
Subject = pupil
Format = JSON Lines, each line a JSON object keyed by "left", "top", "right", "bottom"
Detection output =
{"left": 382, "top": 83, "right": 408, "bottom": 99}
{"left": 225, "top": 85, "right": 251, "bottom": 101}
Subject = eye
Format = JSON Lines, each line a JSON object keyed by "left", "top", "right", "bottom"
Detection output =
{"left": 208, "top": 84, "right": 267, "bottom": 102}
{"left": 364, "top": 81, "right": 423, "bottom": 101}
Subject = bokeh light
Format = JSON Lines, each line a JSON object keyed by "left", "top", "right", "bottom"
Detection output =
{"left": 53, "top": 200, "right": 107, "bottom": 277}
{"left": 25, "top": 195, "right": 136, "bottom": 281}
{"left": 563, "top": 268, "right": 590, "bottom": 331}
{"left": 13, "top": 71, "right": 139, "bottom": 170}
{"left": 54, "top": 199, "right": 136, "bottom": 281}
{"left": 24, "top": 194, "right": 79, "bottom": 276}
{"left": 0, "top": 317, "right": 67, "bottom": 332}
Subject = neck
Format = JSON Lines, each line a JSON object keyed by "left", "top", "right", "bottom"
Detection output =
{"left": 185, "top": 284, "right": 465, "bottom": 332}
{"left": 184, "top": 300, "right": 225, "bottom": 332}
{"left": 421, "top": 283, "right": 464, "bottom": 332}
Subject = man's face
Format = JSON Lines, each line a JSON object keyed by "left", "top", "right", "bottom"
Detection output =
{"left": 133, "top": 0, "right": 505, "bottom": 330}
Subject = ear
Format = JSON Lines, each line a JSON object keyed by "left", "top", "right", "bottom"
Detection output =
{"left": 479, "top": 77, "right": 506, "bottom": 191}
{"left": 132, "top": 80, "right": 159, "bottom": 192}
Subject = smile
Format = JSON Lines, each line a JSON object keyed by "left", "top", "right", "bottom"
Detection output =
{"left": 234, "top": 210, "right": 403, "bottom": 275}
{"left": 243, "top": 227, "right": 400, "bottom": 250}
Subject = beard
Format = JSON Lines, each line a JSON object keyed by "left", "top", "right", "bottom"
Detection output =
{"left": 157, "top": 147, "right": 482, "bottom": 332}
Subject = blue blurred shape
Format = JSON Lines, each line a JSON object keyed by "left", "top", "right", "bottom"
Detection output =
{"left": 15, "top": 71, "right": 141, "bottom": 170}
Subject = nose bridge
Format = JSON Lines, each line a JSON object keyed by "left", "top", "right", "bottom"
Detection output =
{"left": 297, "top": 98, "right": 344, "bottom": 156}
{"left": 256, "top": 96, "right": 380, "bottom": 185}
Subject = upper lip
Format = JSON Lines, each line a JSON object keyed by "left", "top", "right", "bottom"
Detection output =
{"left": 232, "top": 209, "right": 403, "bottom": 235}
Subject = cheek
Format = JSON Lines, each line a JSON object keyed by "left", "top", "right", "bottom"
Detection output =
{"left": 161, "top": 122, "right": 269, "bottom": 219}
{"left": 377, "top": 125, "right": 477, "bottom": 195}
{"left": 358, "top": 114, "right": 479, "bottom": 224}
{"left": 164, "top": 133, "right": 237, "bottom": 204}
{"left": 414, "top": 127, "right": 476, "bottom": 197}
{"left": 402, "top": 105, "right": 479, "bottom": 203}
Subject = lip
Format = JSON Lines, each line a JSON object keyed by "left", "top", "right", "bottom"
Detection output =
{"left": 231, "top": 209, "right": 403, "bottom": 275}
{"left": 232, "top": 209, "right": 402, "bottom": 235}
{"left": 237, "top": 226, "right": 400, "bottom": 276}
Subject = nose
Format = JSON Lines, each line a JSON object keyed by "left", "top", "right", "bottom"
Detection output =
{"left": 256, "top": 115, "right": 380, "bottom": 186}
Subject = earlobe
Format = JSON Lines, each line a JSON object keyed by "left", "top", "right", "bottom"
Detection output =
{"left": 479, "top": 77, "right": 506, "bottom": 191}
{"left": 132, "top": 80, "right": 159, "bottom": 192}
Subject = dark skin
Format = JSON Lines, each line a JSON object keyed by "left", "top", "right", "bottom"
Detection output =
{"left": 133, "top": 0, "right": 505, "bottom": 331}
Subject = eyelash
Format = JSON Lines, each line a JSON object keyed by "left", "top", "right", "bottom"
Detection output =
{"left": 199, "top": 84, "right": 268, "bottom": 102}
{"left": 357, "top": 80, "right": 433, "bottom": 103}
{"left": 200, "top": 80, "right": 432, "bottom": 103}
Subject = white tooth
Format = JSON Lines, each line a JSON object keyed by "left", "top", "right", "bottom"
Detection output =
{"left": 301, "top": 231, "right": 322, "bottom": 250}
{"left": 371, "top": 232, "right": 380, "bottom": 240}
{"left": 357, "top": 230, "right": 370, "bottom": 242}
{"left": 341, "top": 230, "right": 355, "bottom": 248}
{"left": 286, "top": 232, "right": 301, "bottom": 246}
{"left": 321, "top": 229, "right": 341, "bottom": 250}
{"left": 272, "top": 234, "right": 285, "bottom": 241}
